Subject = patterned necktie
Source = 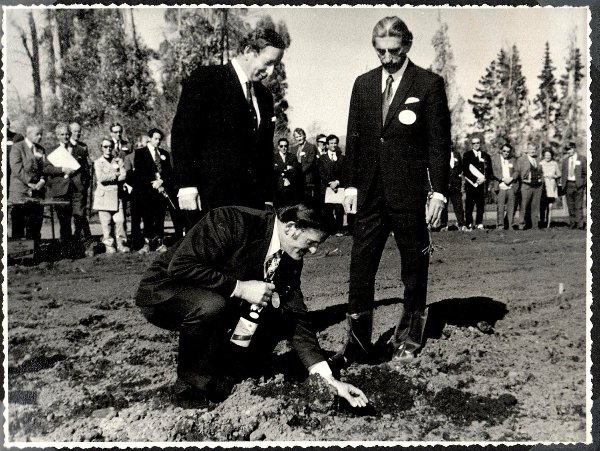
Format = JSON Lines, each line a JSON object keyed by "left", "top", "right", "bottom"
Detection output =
{"left": 153, "top": 148, "right": 162, "bottom": 173}
{"left": 264, "top": 250, "right": 283, "bottom": 282}
{"left": 382, "top": 75, "right": 394, "bottom": 123}
{"left": 246, "top": 81, "right": 258, "bottom": 130}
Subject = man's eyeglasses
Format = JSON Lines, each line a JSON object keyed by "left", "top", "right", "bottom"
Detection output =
{"left": 279, "top": 144, "right": 288, "bottom": 148}
{"left": 375, "top": 47, "right": 404, "bottom": 57}
{"left": 102, "top": 145, "right": 113, "bottom": 149}
{"left": 318, "top": 141, "right": 326, "bottom": 145}
{"left": 471, "top": 141, "right": 481, "bottom": 145}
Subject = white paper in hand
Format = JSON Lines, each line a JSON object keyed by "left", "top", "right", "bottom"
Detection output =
{"left": 48, "top": 147, "right": 81, "bottom": 171}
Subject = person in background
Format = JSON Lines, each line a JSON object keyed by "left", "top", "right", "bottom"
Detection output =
{"left": 560, "top": 141, "right": 586, "bottom": 230}
{"left": 6, "top": 117, "right": 25, "bottom": 198}
{"left": 129, "top": 128, "right": 174, "bottom": 254}
{"left": 68, "top": 122, "right": 93, "bottom": 255}
{"left": 9, "top": 124, "right": 46, "bottom": 247}
{"left": 315, "top": 134, "right": 327, "bottom": 159}
{"left": 462, "top": 134, "right": 492, "bottom": 230}
{"left": 318, "top": 134, "right": 346, "bottom": 236}
{"left": 439, "top": 145, "right": 466, "bottom": 231}
{"left": 110, "top": 122, "right": 131, "bottom": 160}
{"left": 291, "top": 128, "right": 318, "bottom": 203}
{"left": 92, "top": 139, "right": 129, "bottom": 254}
{"left": 539, "top": 148, "right": 561, "bottom": 228}
{"left": 135, "top": 203, "right": 368, "bottom": 408}
{"left": 515, "top": 144, "right": 544, "bottom": 230}
{"left": 491, "top": 143, "right": 519, "bottom": 230}
{"left": 273, "top": 137, "right": 302, "bottom": 208}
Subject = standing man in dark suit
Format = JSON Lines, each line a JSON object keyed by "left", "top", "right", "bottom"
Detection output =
{"left": 439, "top": 145, "right": 466, "bottom": 231}
{"left": 68, "top": 122, "right": 93, "bottom": 254}
{"left": 273, "top": 137, "right": 302, "bottom": 208}
{"left": 171, "top": 27, "right": 286, "bottom": 229}
{"left": 43, "top": 123, "right": 88, "bottom": 255}
{"left": 129, "top": 128, "right": 174, "bottom": 254}
{"left": 110, "top": 122, "right": 131, "bottom": 160}
{"left": 491, "top": 143, "right": 519, "bottom": 230}
{"left": 561, "top": 141, "right": 586, "bottom": 229}
{"left": 515, "top": 144, "right": 543, "bottom": 230}
{"left": 9, "top": 124, "right": 46, "bottom": 244}
{"left": 318, "top": 134, "right": 346, "bottom": 236}
{"left": 462, "top": 134, "right": 493, "bottom": 230}
{"left": 291, "top": 128, "right": 318, "bottom": 203}
{"left": 135, "top": 203, "right": 368, "bottom": 407}
{"left": 335, "top": 17, "right": 451, "bottom": 366}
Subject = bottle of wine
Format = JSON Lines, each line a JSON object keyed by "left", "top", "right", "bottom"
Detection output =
{"left": 230, "top": 304, "right": 263, "bottom": 348}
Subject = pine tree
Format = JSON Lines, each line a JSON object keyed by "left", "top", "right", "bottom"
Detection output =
{"left": 532, "top": 42, "right": 560, "bottom": 150}
{"left": 430, "top": 16, "right": 465, "bottom": 147}
{"left": 557, "top": 30, "right": 585, "bottom": 152}
{"left": 468, "top": 58, "right": 501, "bottom": 139}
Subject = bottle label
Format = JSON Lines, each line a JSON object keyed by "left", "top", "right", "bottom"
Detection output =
{"left": 230, "top": 317, "right": 258, "bottom": 347}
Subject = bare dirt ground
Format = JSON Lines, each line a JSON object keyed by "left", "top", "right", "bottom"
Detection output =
{"left": 6, "top": 227, "right": 589, "bottom": 443}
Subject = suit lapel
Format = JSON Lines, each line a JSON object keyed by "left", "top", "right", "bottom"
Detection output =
{"left": 367, "top": 69, "right": 383, "bottom": 135}
{"left": 383, "top": 61, "right": 417, "bottom": 131}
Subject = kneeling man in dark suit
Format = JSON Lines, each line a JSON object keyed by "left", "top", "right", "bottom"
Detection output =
{"left": 135, "top": 203, "right": 368, "bottom": 407}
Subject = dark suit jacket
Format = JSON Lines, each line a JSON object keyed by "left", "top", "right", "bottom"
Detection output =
{"left": 9, "top": 140, "right": 46, "bottom": 202}
{"left": 292, "top": 142, "right": 318, "bottom": 187}
{"left": 129, "top": 146, "right": 174, "bottom": 203}
{"left": 273, "top": 152, "right": 302, "bottom": 194}
{"left": 462, "top": 150, "right": 493, "bottom": 191}
{"left": 113, "top": 139, "right": 131, "bottom": 161}
{"left": 515, "top": 155, "right": 542, "bottom": 187}
{"left": 343, "top": 61, "right": 451, "bottom": 210}
{"left": 448, "top": 150, "right": 463, "bottom": 193}
{"left": 318, "top": 152, "right": 345, "bottom": 195}
{"left": 561, "top": 153, "right": 587, "bottom": 189}
{"left": 43, "top": 143, "right": 91, "bottom": 198}
{"left": 135, "top": 206, "right": 326, "bottom": 369}
{"left": 171, "top": 62, "right": 276, "bottom": 210}
{"left": 490, "top": 154, "right": 518, "bottom": 192}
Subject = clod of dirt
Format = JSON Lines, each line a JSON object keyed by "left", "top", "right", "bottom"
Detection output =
{"left": 432, "top": 386, "right": 518, "bottom": 425}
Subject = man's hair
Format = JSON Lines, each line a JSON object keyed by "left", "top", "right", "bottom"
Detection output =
{"left": 110, "top": 122, "right": 123, "bottom": 132}
{"left": 316, "top": 133, "right": 327, "bottom": 142}
{"left": 277, "top": 137, "right": 289, "bottom": 145}
{"left": 277, "top": 202, "right": 332, "bottom": 235}
{"left": 542, "top": 148, "right": 554, "bottom": 158}
{"left": 502, "top": 142, "right": 513, "bottom": 151}
{"left": 567, "top": 141, "right": 577, "bottom": 149}
{"left": 239, "top": 27, "right": 286, "bottom": 53}
{"left": 55, "top": 122, "right": 69, "bottom": 133}
{"left": 372, "top": 16, "right": 413, "bottom": 47}
{"left": 293, "top": 128, "right": 306, "bottom": 137}
{"left": 147, "top": 128, "right": 164, "bottom": 139}
{"left": 69, "top": 122, "right": 80, "bottom": 130}
{"left": 100, "top": 138, "right": 114, "bottom": 148}
{"left": 326, "top": 134, "right": 339, "bottom": 144}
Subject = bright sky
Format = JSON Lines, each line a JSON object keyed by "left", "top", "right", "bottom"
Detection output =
{"left": 132, "top": 6, "right": 588, "bottom": 137}
{"left": 6, "top": 6, "right": 589, "bottom": 138}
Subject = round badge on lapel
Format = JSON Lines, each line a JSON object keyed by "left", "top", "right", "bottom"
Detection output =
{"left": 271, "top": 292, "right": 281, "bottom": 309}
{"left": 398, "top": 110, "right": 417, "bottom": 125}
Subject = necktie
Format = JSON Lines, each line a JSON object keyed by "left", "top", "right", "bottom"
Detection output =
{"left": 297, "top": 144, "right": 303, "bottom": 163}
{"left": 153, "top": 148, "right": 162, "bottom": 173}
{"left": 264, "top": 250, "right": 283, "bottom": 282}
{"left": 246, "top": 81, "right": 258, "bottom": 130}
{"left": 329, "top": 151, "right": 337, "bottom": 162}
{"left": 382, "top": 75, "right": 394, "bottom": 123}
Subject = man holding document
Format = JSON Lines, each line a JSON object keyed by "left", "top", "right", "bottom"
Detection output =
{"left": 462, "top": 134, "right": 493, "bottom": 230}
{"left": 44, "top": 122, "right": 90, "bottom": 256}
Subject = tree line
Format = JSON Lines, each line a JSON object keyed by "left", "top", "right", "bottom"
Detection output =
{"left": 8, "top": 9, "right": 586, "bottom": 159}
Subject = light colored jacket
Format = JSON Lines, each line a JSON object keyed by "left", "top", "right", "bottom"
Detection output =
{"left": 93, "top": 157, "right": 126, "bottom": 212}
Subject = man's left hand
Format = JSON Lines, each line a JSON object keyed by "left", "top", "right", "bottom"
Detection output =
{"left": 426, "top": 198, "right": 445, "bottom": 228}
{"left": 329, "top": 379, "right": 369, "bottom": 408}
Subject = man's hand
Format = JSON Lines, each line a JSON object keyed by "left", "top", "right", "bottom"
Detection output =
{"left": 179, "top": 192, "right": 201, "bottom": 211}
{"left": 329, "top": 379, "right": 369, "bottom": 408}
{"left": 426, "top": 197, "right": 445, "bottom": 228}
{"left": 343, "top": 192, "right": 357, "bottom": 214}
{"left": 62, "top": 167, "right": 75, "bottom": 176}
{"left": 236, "top": 280, "right": 276, "bottom": 308}
{"left": 502, "top": 176, "right": 513, "bottom": 185}
{"left": 33, "top": 180, "right": 45, "bottom": 191}
{"left": 476, "top": 176, "right": 485, "bottom": 185}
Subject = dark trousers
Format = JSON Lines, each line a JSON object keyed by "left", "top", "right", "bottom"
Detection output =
{"left": 53, "top": 197, "right": 73, "bottom": 244}
{"left": 496, "top": 187, "right": 516, "bottom": 229}
{"left": 349, "top": 182, "right": 429, "bottom": 353}
{"left": 138, "top": 195, "right": 167, "bottom": 245}
{"left": 440, "top": 189, "right": 465, "bottom": 228}
{"left": 72, "top": 191, "right": 91, "bottom": 245}
{"left": 565, "top": 181, "right": 585, "bottom": 227}
{"left": 129, "top": 197, "right": 144, "bottom": 250}
{"left": 323, "top": 203, "right": 345, "bottom": 233}
{"left": 11, "top": 202, "right": 44, "bottom": 241}
{"left": 520, "top": 183, "right": 542, "bottom": 229}
{"left": 464, "top": 185, "right": 485, "bottom": 227}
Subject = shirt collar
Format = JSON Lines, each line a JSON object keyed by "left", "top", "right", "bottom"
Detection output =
{"left": 266, "top": 218, "right": 281, "bottom": 260}
{"left": 231, "top": 58, "right": 250, "bottom": 89}
{"left": 148, "top": 143, "right": 156, "bottom": 152}
{"left": 24, "top": 138, "right": 34, "bottom": 149}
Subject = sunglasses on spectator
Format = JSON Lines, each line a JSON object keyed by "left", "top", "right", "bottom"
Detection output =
{"left": 375, "top": 47, "right": 404, "bottom": 57}
{"left": 318, "top": 141, "right": 326, "bottom": 144}
{"left": 102, "top": 145, "right": 113, "bottom": 148}
{"left": 279, "top": 144, "right": 288, "bottom": 148}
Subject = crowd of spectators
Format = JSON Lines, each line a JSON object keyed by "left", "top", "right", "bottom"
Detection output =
{"left": 6, "top": 120, "right": 587, "bottom": 261}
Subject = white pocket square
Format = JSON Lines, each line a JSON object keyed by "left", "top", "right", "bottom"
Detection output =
{"left": 271, "top": 116, "right": 277, "bottom": 122}
{"left": 405, "top": 97, "right": 420, "bottom": 104}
